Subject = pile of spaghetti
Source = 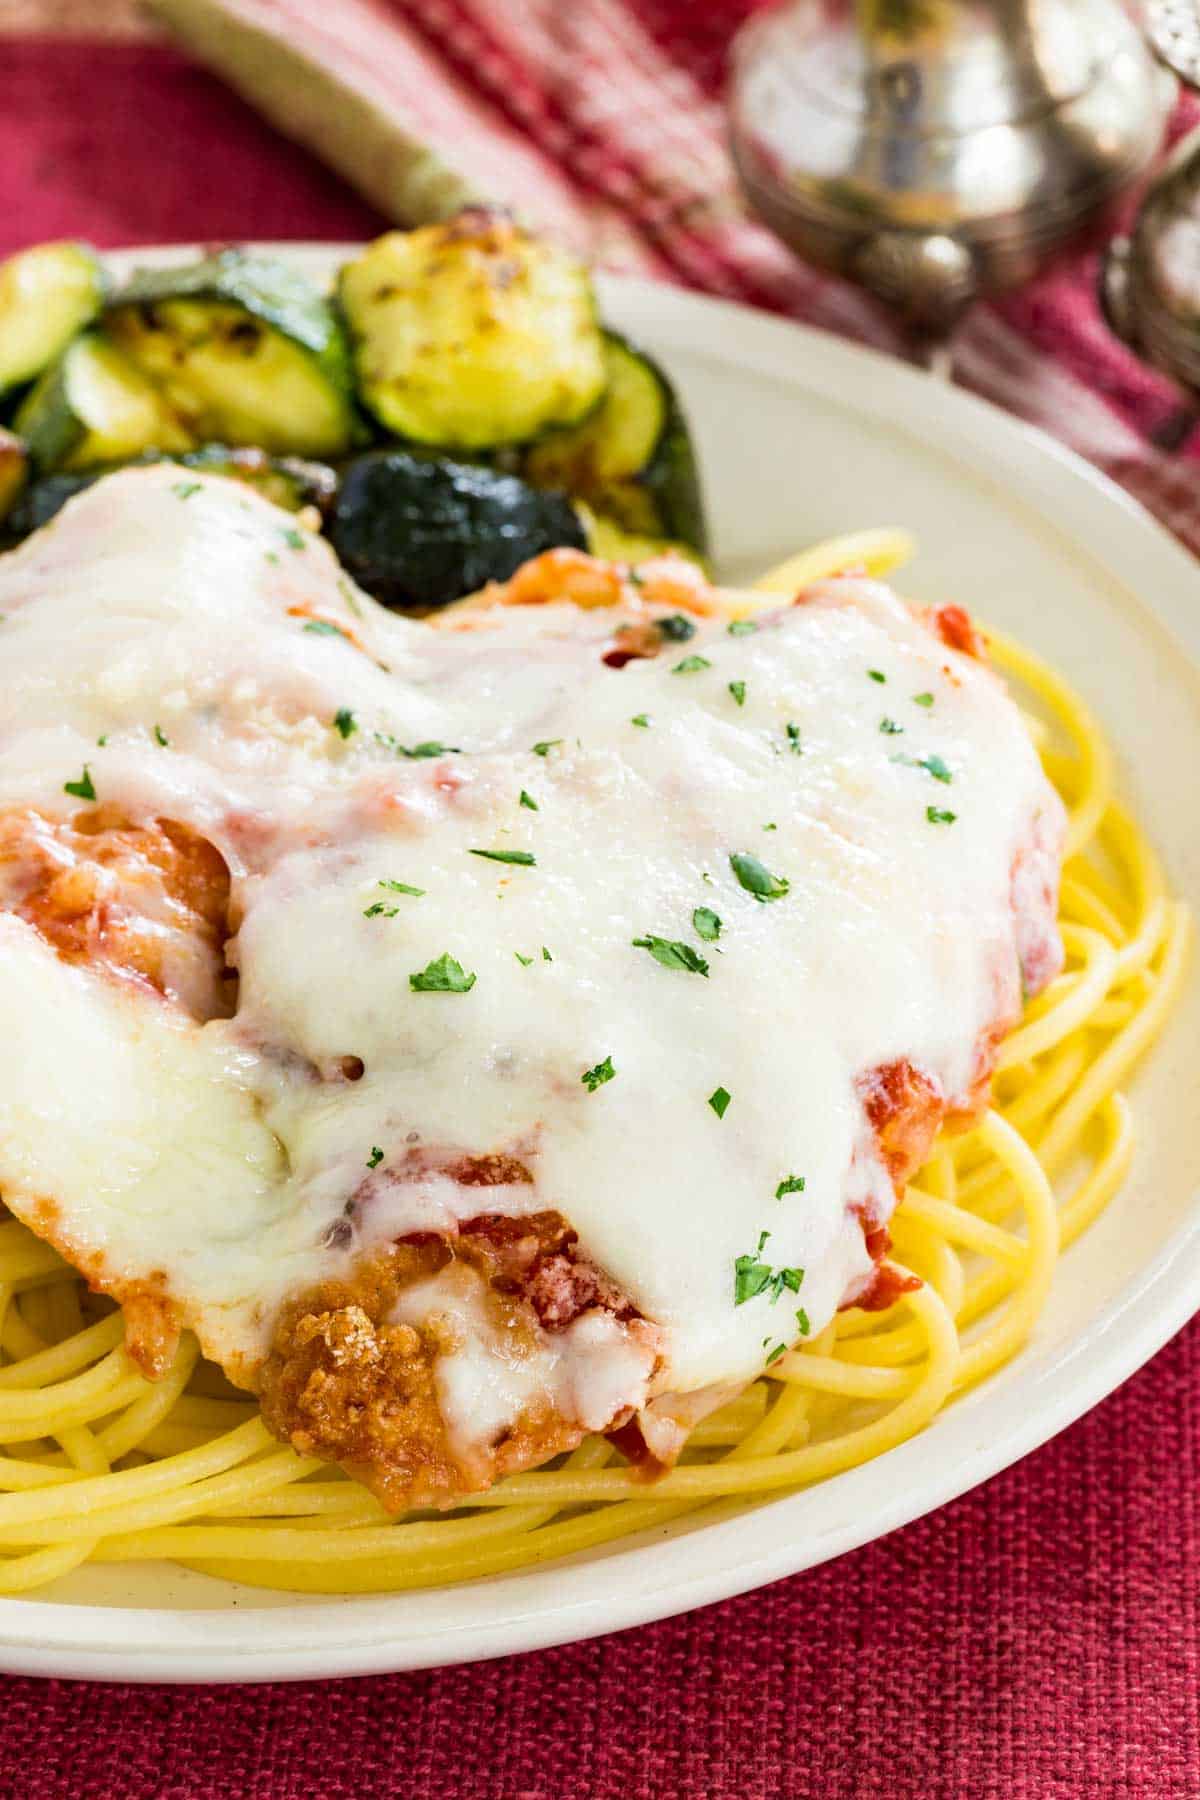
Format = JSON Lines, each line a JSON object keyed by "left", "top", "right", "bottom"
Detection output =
{"left": 0, "top": 533, "right": 1186, "bottom": 1599}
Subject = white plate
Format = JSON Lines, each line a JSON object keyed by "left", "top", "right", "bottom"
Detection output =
{"left": 0, "top": 246, "right": 1197, "bottom": 1683}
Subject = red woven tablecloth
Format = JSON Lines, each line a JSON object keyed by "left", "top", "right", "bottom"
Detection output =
{"left": 2, "top": 13, "right": 1199, "bottom": 1796}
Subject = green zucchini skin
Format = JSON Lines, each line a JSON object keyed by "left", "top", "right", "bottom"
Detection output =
{"left": 0, "top": 431, "right": 29, "bottom": 523}
{"left": 15, "top": 332, "right": 194, "bottom": 472}
{"left": 0, "top": 242, "right": 107, "bottom": 401}
{"left": 104, "top": 250, "right": 362, "bottom": 457}
{"left": 338, "top": 212, "right": 607, "bottom": 451}
{"left": 523, "top": 330, "right": 708, "bottom": 555}
{"left": 178, "top": 445, "right": 338, "bottom": 514}
{"left": 111, "top": 251, "right": 352, "bottom": 376}
{"left": 2, "top": 469, "right": 98, "bottom": 539}
{"left": 328, "top": 449, "right": 588, "bottom": 610}
{"left": 16, "top": 359, "right": 81, "bottom": 472}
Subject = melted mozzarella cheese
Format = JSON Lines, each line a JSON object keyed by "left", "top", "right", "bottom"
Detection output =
{"left": 0, "top": 468, "right": 1063, "bottom": 1448}
{"left": 390, "top": 1268, "right": 652, "bottom": 1454}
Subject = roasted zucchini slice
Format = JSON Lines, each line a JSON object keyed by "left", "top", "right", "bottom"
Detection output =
{"left": 328, "top": 449, "right": 587, "bottom": 610}
{"left": 0, "top": 242, "right": 107, "bottom": 400}
{"left": 178, "top": 445, "right": 338, "bottom": 514}
{"left": 3, "top": 469, "right": 98, "bottom": 538}
{"left": 105, "top": 251, "right": 359, "bottom": 457}
{"left": 0, "top": 430, "right": 29, "bottom": 523}
{"left": 338, "top": 211, "right": 606, "bottom": 450}
{"left": 15, "top": 333, "right": 194, "bottom": 472}
{"left": 579, "top": 505, "right": 705, "bottom": 570}
{"left": 524, "top": 331, "right": 708, "bottom": 554}
{"left": 2, "top": 446, "right": 336, "bottom": 540}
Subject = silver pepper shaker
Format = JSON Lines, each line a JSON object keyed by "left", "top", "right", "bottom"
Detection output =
{"left": 728, "top": 0, "right": 1175, "bottom": 346}
{"left": 1101, "top": 126, "right": 1200, "bottom": 397}
{"left": 1098, "top": 14, "right": 1200, "bottom": 436}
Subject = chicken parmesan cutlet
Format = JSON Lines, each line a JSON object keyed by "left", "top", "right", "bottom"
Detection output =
{"left": 0, "top": 466, "right": 1064, "bottom": 1506}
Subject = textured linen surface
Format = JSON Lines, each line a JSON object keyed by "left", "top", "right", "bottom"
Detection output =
{"left": 0, "top": 9, "right": 1198, "bottom": 1798}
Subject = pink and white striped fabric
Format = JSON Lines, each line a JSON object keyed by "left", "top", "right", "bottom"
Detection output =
{"left": 146, "top": 0, "right": 1200, "bottom": 555}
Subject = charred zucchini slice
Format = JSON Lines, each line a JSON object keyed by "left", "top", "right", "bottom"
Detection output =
{"left": 178, "top": 445, "right": 338, "bottom": 514}
{"left": 338, "top": 212, "right": 606, "bottom": 450}
{"left": 3, "top": 469, "right": 98, "bottom": 538}
{"left": 0, "top": 430, "right": 29, "bottom": 523}
{"left": 524, "top": 331, "right": 708, "bottom": 554}
{"left": 105, "top": 251, "right": 359, "bottom": 457}
{"left": 2, "top": 446, "right": 336, "bottom": 540}
{"left": 0, "top": 242, "right": 107, "bottom": 399}
{"left": 328, "top": 449, "right": 587, "bottom": 610}
{"left": 580, "top": 506, "right": 705, "bottom": 570}
{"left": 15, "top": 333, "right": 194, "bottom": 472}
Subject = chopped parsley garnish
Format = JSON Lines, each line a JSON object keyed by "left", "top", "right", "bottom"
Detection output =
{"left": 785, "top": 722, "right": 802, "bottom": 755}
{"left": 542, "top": 946, "right": 553, "bottom": 962}
{"left": 366, "top": 1147, "right": 383, "bottom": 1170}
{"left": 631, "top": 713, "right": 650, "bottom": 729}
{"left": 303, "top": 619, "right": 349, "bottom": 640}
{"left": 775, "top": 1174, "right": 806, "bottom": 1200}
{"left": 912, "top": 692, "right": 934, "bottom": 708}
{"left": 281, "top": 526, "right": 306, "bottom": 551}
{"left": 532, "top": 739, "right": 562, "bottom": 757}
{"left": 519, "top": 789, "right": 538, "bottom": 811}
{"left": 730, "top": 851, "right": 789, "bottom": 903}
{"left": 333, "top": 708, "right": 357, "bottom": 740}
{"left": 264, "top": 550, "right": 280, "bottom": 566}
{"left": 692, "top": 906, "right": 722, "bottom": 942}
{"left": 868, "top": 669, "right": 887, "bottom": 684}
{"left": 672, "top": 654, "right": 711, "bottom": 675}
{"left": 409, "top": 953, "right": 477, "bottom": 994}
{"left": 515, "top": 952, "right": 534, "bottom": 966}
{"left": 733, "top": 1232, "right": 805, "bottom": 1306}
{"left": 153, "top": 724, "right": 169, "bottom": 747}
{"left": 728, "top": 618, "right": 758, "bottom": 636}
{"left": 708, "top": 1086, "right": 732, "bottom": 1119}
{"left": 171, "top": 479, "right": 202, "bottom": 501}
{"left": 894, "top": 751, "right": 953, "bottom": 783}
{"left": 403, "top": 741, "right": 458, "bottom": 759}
{"left": 927, "top": 806, "right": 957, "bottom": 825}
{"left": 879, "top": 717, "right": 903, "bottom": 735}
{"left": 632, "top": 935, "right": 710, "bottom": 976}
{"left": 364, "top": 878, "right": 424, "bottom": 917}
{"left": 763, "top": 822, "right": 777, "bottom": 831}
{"left": 337, "top": 577, "right": 363, "bottom": 619}
{"left": 657, "top": 614, "right": 696, "bottom": 643}
{"left": 761, "top": 1312, "right": 809, "bottom": 1356}
{"left": 63, "top": 765, "right": 95, "bottom": 802}
{"left": 728, "top": 680, "right": 746, "bottom": 707}
{"left": 375, "top": 734, "right": 460, "bottom": 759}
{"left": 96, "top": 735, "right": 108, "bottom": 748}
{"left": 581, "top": 1055, "right": 616, "bottom": 1093}
{"left": 470, "top": 848, "right": 536, "bottom": 867}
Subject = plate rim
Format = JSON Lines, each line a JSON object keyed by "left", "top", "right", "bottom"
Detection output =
{"left": 0, "top": 245, "right": 1195, "bottom": 1683}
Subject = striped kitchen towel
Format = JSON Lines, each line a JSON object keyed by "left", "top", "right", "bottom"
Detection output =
{"left": 148, "top": 0, "right": 1200, "bottom": 554}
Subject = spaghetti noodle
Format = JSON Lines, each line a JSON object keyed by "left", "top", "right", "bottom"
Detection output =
{"left": 0, "top": 531, "right": 1185, "bottom": 1599}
